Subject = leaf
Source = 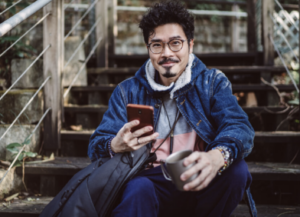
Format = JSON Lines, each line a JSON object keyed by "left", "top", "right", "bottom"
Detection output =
{"left": 7, "top": 147, "right": 20, "bottom": 154}
{"left": 288, "top": 99, "right": 299, "bottom": 105}
{"left": 16, "top": 51, "right": 24, "bottom": 58}
{"left": 6, "top": 143, "right": 22, "bottom": 149}
{"left": 23, "top": 152, "right": 37, "bottom": 158}
{"left": 23, "top": 138, "right": 31, "bottom": 145}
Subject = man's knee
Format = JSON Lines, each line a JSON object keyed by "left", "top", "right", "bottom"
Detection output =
{"left": 222, "top": 159, "right": 252, "bottom": 191}
{"left": 124, "top": 176, "right": 156, "bottom": 196}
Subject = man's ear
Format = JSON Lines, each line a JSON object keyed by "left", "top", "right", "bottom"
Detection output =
{"left": 189, "top": 39, "right": 194, "bottom": 54}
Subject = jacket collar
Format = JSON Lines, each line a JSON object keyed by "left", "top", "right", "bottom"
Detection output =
{"left": 134, "top": 54, "right": 207, "bottom": 98}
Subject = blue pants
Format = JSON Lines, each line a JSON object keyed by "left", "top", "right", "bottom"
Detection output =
{"left": 112, "top": 159, "right": 252, "bottom": 217}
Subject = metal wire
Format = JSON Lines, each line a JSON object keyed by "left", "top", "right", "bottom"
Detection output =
{"left": 269, "top": 35, "right": 299, "bottom": 93}
{"left": 0, "top": 13, "right": 50, "bottom": 58}
{"left": 269, "top": 13, "right": 299, "bottom": 63}
{"left": 0, "top": 0, "right": 22, "bottom": 16}
{"left": 0, "top": 44, "right": 51, "bottom": 102}
{"left": 64, "top": 0, "right": 77, "bottom": 10}
{"left": 63, "top": 16, "right": 101, "bottom": 70}
{"left": 0, "top": 0, "right": 53, "bottom": 37}
{"left": 274, "top": 0, "right": 299, "bottom": 31}
{"left": 0, "top": 76, "right": 51, "bottom": 141}
{"left": 64, "top": 36, "right": 103, "bottom": 98}
{"left": 64, "top": 0, "right": 99, "bottom": 40}
{"left": 0, "top": 107, "right": 51, "bottom": 185}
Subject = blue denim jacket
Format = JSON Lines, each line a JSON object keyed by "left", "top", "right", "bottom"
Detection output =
{"left": 88, "top": 55, "right": 254, "bottom": 161}
{"left": 87, "top": 54, "right": 257, "bottom": 216}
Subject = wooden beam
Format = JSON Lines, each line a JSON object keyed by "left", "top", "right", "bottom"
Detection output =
{"left": 96, "top": 0, "right": 108, "bottom": 67}
{"left": 43, "top": 0, "right": 63, "bottom": 151}
{"left": 262, "top": 0, "right": 274, "bottom": 66}
{"left": 107, "top": 0, "right": 117, "bottom": 67}
{"left": 231, "top": 4, "right": 240, "bottom": 52}
{"left": 247, "top": 0, "right": 257, "bottom": 52}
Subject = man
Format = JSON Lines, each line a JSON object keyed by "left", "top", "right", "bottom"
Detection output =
{"left": 88, "top": 1, "right": 256, "bottom": 217}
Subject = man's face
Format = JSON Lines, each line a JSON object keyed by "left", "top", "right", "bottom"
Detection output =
{"left": 147, "top": 23, "right": 194, "bottom": 86}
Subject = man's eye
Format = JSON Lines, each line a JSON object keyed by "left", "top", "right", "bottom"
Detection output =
{"left": 171, "top": 40, "right": 181, "bottom": 45}
{"left": 152, "top": 43, "right": 162, "bottom": 47}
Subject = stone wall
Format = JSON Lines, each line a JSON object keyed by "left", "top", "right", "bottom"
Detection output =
{"left": 116, "top": 12, "right": 248, "bottom": 54}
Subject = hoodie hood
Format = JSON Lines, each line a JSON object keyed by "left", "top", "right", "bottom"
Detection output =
{"left": 134, "top": 53, "right": 207, "bottom": 98}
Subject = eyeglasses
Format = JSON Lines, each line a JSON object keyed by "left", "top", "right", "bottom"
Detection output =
{"left": 147, "top": 39, "right": 186, "bottom": 54}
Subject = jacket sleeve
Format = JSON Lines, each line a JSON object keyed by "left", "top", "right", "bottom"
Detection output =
{"left": 208, "top": 70, "right": 255, "bottom": 160}
{"left": 87, "top": 85, "right": 128, "bottom": 162}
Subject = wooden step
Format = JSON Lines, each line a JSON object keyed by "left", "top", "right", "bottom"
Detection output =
{"left": 15, "top": 157, "right": 300, "bottom": 181}
{"left": 69, "top": 84, "right": 296, "bottom": 93}
{"left": 87, "top": 66, "right": 286, "bottom": 76}
{"left": 109, "top": 52, "right": 259, "bottom": 67}
{"left": 1, "top": 198, "right": 299, "bottom": 217}
{"left": 64, "top": 104, "right": 295, "bottom": 114}
{"left": 61, "top": 130, "right": 300, "bottom": 144}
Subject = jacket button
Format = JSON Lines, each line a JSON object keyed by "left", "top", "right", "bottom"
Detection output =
{"left": 155, "top": 104, "right": 160, "bottom": 108}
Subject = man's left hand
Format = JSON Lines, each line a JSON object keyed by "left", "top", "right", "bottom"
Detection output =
{"left": 180, "top": 150, "right": 224, "bottom": 191}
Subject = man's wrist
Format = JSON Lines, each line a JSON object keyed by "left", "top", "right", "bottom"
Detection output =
{"left": 212, "top": 146, "right": 233, "bottom": 175}
{"left": 108, "top": 137, "right": 116, "bottom": 156}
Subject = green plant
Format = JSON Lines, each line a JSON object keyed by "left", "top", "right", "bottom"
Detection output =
{"left": 6, "top": 139, "right": 37, "bottom": 168}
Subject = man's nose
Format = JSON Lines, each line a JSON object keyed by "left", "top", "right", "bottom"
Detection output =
{"left": 161, "top": 44, "right": 174, "bottom": 57}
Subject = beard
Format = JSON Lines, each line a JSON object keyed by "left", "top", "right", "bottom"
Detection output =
{"left": 158, "top": 57, "right": 179, "bottom": 78}
{"left": 162, "top": 67, "right": 177, "bottom": 78}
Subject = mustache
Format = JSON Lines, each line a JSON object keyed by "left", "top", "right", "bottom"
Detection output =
{"left": 158, "top": 58, "right": 179, "bottom": 65}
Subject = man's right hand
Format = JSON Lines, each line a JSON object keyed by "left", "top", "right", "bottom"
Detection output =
{"left": 110, "top": 120, "right": 159, "bottom": 153}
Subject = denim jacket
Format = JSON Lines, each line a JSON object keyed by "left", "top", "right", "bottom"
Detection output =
{"left": 87, "top": 54, "right": 257, "bottom": 216}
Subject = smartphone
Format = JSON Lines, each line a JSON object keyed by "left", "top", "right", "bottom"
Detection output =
{"left": 127, "top": 104, "right": 154, "bottom": 137}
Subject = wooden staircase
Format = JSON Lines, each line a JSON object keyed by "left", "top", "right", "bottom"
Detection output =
{"left": 2, "top": 53, "right": 300, "bottom": 216}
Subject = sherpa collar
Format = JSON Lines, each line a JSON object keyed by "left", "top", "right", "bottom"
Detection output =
{"left": 145, "top": 53, "right": 195, "bottom": 99}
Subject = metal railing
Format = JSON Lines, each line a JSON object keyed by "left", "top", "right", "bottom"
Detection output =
{"left": 0, "top": 0, "right": 105, "bottom": 183}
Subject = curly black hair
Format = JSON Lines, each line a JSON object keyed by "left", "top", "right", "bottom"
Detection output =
{"left": 139, "top": 1, "right": 194, "bottom": 44}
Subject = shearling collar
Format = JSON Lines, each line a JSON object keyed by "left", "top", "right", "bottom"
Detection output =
{"left": 144, "top": 53, "right": 194, "bottom": 99}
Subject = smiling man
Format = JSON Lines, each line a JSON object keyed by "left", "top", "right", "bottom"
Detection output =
{"left": 88, "top": 1, "right": 256, "bottom": 217}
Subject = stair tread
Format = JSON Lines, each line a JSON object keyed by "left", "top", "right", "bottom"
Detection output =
{"left": 69, "top": 84, "right": 296, "bottom": 92}
{"left": 88, "top": 66, "right": 286, "bottom": 75}
{"left": 15, "top": 156, "right": 300, "bottom": 180}
{"left": 1, "top": 197, "right": 299, "bottom": 217}
{"left": 60, "top": 130, "right": 300, "bottom": 143}
{"left": 64, "top": 104, "right": 295, "bottom": 114}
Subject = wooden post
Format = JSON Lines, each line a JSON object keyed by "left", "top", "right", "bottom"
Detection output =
{"left": 262, "top": 0, "right": 274, "bottom": 66}
{"left": 107, "top": 0, "right": 117, "bottom": 67}
{"left": 247, "top": 0, "right": 257, "bottom": 52}
{"left": 231, "top": 4, "right": 240, "bottom": 52}
{"left": 43, "top": 0, "right": 64, "bottom": 152}
{"left": 96, "top": 0, "right": 108, "bottom": 67}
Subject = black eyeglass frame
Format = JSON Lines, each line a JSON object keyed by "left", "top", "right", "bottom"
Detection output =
{"left": 147, "top": 39, "right": 186, "bottom": 54}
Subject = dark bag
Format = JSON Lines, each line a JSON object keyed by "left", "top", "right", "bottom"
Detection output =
{"left": 39, "top": 145, "right": 151, "bottom": 217}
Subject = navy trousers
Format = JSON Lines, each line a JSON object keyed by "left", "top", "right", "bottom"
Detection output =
{"left": 111, "top": 159, "right": 252, "bottom": 217}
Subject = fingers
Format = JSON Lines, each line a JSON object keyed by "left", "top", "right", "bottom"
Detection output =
{"left": 131, "top": 126, "right": 154, "bottom": 138}
{"left": 183, "top": 167, "right": 213, "bottom": 191}
{"left": 129, "top": 132, "right": 159, "bottom": 149}
{"left": 122, "top": 120, "right": 140, "bottom": 133}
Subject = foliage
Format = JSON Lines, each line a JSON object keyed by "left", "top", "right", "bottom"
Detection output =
{"left": 6, "top": 139, "right": 37, "bottom": 167}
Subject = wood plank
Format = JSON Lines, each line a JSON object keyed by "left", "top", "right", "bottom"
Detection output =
{"left": 262, "top": 0, "right": 274, "bottom": 66}
{"left": 69, "top": 84, "right": 297, "bottom": 92}
{"left": 60, "top": 130, "right": 300, "bottom": 144}
{"left": 87, "top": 66, "right": 286, "bottom": 75}
{"left": 64, "top": 105, "right": 295, "bottom": 114}
{"left": 247, "top": 0, "right": 257, "bottom": 52}
{"left": 1, "top": 198, "right": 300, "bottom": 217}
{"left": 43, "top": 0, "right": 63, "bottom": 151}
{"left": 15, "top": 158, "right": 300, "bottom": 181}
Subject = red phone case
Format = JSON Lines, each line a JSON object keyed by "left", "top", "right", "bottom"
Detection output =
{"left": 127, "top": 104, "right": 154, "bottom": 137}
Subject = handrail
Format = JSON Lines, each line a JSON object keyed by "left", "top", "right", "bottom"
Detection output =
{"left": 64, "top": 36, "right": 103, "bottom": 98}
{"left": 64, "top": 0, "right": 99, "bottom": 40}
{"left": 0, "top": 76, "right": 51, "bottom": 141}
{"left": 274, "top": 0, "right": 299, "bottom": 31}
{"left": 269, "top": 35, "right": 299, "bottom": 93}
{"left": 0, "top": 12, "right": 51, "bottom": 58}
{"left": 269, "top": 13, "right": 299, "bottom": 63}
{"left": 116, "top": 6, "right": 247, "bottom": 17}
{"left": 0, "top": 44, "right": 51, "bottom": 101}
{"left": 0, "top": 0, "right": 53, "bottom": 37}
{"left": 0, "top": 0, "right": 23, "bottom": 16}
{"left": 0, "top": 107, "right": 51, "bottom": 185}
{"left": 64, "top": 16, "right": 102, "bottom": 70}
